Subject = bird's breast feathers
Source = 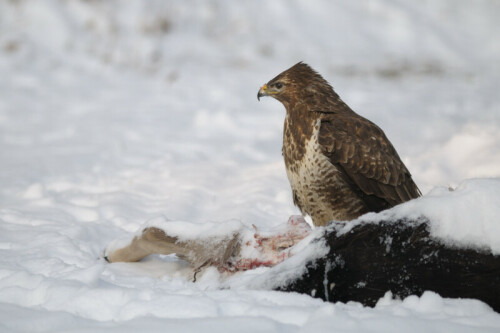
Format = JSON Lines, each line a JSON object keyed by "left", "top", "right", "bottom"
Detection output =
{"left": 283, "top": 117, "right": 369, "bottom": 224}
{"left": 284, "top": 120, "right": 340, "bottom": 212}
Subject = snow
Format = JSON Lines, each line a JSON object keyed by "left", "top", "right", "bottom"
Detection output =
{"left": 1, "top": 0, "right": 500, "bottom": 332}
{"left": 396, "top": 178, "right": 500, "bottom": 254}
{"left": 354, "top": 178, "right": 500, "bottom": 254}
{"left": 144, "top": 216, "right": 243, "bottom": 240}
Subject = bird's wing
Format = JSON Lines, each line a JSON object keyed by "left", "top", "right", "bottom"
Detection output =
{"left": 318, "top": 115, "right": 421, "bottom": 206}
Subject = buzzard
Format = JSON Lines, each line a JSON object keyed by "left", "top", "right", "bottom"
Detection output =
{"left": 258, "top": 62, "right": 421, "bottom": 226}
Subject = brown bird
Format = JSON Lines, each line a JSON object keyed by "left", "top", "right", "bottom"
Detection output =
{"left": 258, "top": 62, "right": 421, "bottom": 226}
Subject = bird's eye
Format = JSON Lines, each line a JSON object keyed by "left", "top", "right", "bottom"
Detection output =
{"left": 275, "top": 82, "right": 283, "bottom": 89}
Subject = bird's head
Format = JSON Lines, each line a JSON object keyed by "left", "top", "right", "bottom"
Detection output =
{"left": 257, "top": 62, "right": 333, "bottom": 106}
{"left": 257, "top": 65, "right": 296, "bottom": 103}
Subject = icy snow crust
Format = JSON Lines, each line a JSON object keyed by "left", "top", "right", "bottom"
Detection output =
{"left": 1, "top": 0, "right": 500, "bottom": 332}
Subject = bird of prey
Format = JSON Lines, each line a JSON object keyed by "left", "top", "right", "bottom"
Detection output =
{"left": 258, "top": 62, "right": 421, "bottom": 226}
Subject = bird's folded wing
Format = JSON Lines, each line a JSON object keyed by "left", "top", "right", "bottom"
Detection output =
{"left": 318, "top": 115, "right": 421, "bottom": 205}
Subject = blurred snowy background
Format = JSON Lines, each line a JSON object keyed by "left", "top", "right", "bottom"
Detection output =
{"left": 1, "top": 1, "right": 499, "bottom": 332}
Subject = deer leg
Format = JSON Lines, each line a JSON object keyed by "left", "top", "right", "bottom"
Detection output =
{"left": 105, "top": 226, "right": 242, "bottom": 269}
{"left": 105, "top": 227, "right": 187, "bottom": 263}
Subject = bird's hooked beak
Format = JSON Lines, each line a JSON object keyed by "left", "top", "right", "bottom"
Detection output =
{"left": 257, "top": 84, "right": 268, "bottom": 101}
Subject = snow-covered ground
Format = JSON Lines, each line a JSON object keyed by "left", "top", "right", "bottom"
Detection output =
{"left": 1, "top": 0, "right": 499, "bottom": 332}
